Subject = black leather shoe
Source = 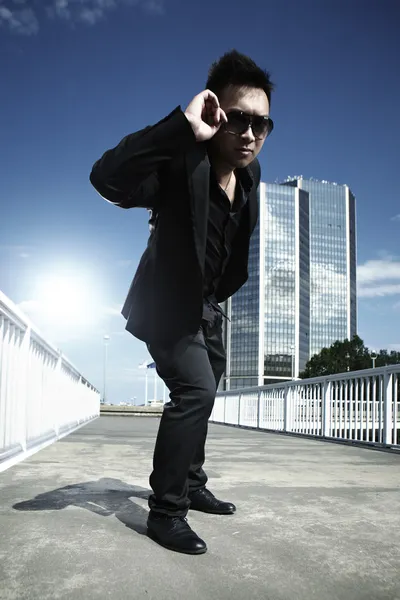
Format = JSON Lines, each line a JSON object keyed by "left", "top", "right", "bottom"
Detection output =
{"left": 188, "top": 488, "right": 236, "bottom": 515}
{"left": 147, "top": 512, "right": 207, "bottom": 555}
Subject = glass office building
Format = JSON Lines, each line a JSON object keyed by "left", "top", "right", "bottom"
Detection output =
{"left": 223, "top": 183, "right": 310, "bottom": 390}
{"left": 284, "top": 178, "right": 357, "bottom": 358}
{"left": 222, "top": 177, "right": 357, "bottom": 391}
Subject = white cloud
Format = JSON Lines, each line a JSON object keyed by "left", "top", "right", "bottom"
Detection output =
{"left": 357, "top": 258, "right": 400, "bottom": 298}
{"left": 358, "top": 259, "right": 400, "bottom": 284}
{"left": 0, "top": 0, "right": 163, "bottom": 34}
{"left": 359, "top": 284, "right": 400, "bottom": 298}
{"left": 79, "top": 6, "right": 104, "bottom": 24}
{"left": 48, "top": 0, "right": 118, "bottom": 24}
{"left": 0, "top": 4, "right": 38, "bottom": 35}
{"left": 391, "top": 214, "right": 400, "bottom": 222}
{"left": 49, "top": 0, "right": 70, "bottom": 20}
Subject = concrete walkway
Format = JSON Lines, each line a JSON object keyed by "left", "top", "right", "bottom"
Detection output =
{"left": 0, "top": 417, "right": 400, "bottom": 600}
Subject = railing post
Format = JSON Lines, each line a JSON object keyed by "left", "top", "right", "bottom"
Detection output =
{"left": 383, "top": 370, "right": 393, "bottom": 445}
{"left": 323, "top": 379, "right": 332, "bottom": 437}
{"left": 284, "top": 385, "right": 290, "bottom": 432}
{"left": 54, "top": 354, "right": 62, "bottom": 437}
{"left": 237, "top": 393, "right": 241, "bottom": 426}
{"left": 0, "top": 319, "right": 10, "bottom": 454}
{"left": 257, "top": 389, "right": 261, "bottom": 429}
{"left": 78, "top": 376, "right": 83, "bottom": 424}
{"left": 18, "top": 326, "right": 31, "bottom": 453}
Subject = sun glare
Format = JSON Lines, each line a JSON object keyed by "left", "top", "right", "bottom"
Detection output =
{"left": 34, "top": 271, "right": 95, "bottom": 321}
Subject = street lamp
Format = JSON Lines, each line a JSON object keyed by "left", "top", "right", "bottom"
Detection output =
{"left": 371, "top": 352, "right": 377, "bottom": 369}
{"left": 103, "top": 335, "right": 110, "bottom": 404}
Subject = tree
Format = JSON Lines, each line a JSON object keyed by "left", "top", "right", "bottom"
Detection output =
{"left": 299, "top": 335, "right": 400, "bottom": 378}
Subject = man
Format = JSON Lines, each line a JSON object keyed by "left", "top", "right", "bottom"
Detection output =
{"left": 90, "top": 50, "right": 274, "bottom": 555}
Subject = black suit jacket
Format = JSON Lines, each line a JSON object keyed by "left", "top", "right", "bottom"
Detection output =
{"left": 90, "top": 107, "right": 260, "bottom": 343}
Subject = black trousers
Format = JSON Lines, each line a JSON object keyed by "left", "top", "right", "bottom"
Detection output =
{"left": 146, "top": 313, "right": 226, "bottom": 517}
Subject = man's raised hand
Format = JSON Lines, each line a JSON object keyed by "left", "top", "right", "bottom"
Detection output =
{"left": 184, "top": 90, "right": 228, "bottom": 142}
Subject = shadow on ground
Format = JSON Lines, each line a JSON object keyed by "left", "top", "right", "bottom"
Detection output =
{"left": 13, "top": 477, "right": 151, "bottom": 535}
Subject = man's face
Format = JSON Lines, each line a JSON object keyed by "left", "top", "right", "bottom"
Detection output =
{"left": 208, "top": 85, "right": 271, "bottom": 169}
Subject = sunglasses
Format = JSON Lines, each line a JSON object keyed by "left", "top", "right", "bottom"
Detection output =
{"left": 223, "top": 110, "right": 274, "bottom": 140}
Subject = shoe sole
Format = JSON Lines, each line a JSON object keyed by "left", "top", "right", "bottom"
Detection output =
{"left": 189, "top": 507, "right": 236, "bottom": 515}
{"left": 147, "top": 529, "right": 207, "bottom": 555}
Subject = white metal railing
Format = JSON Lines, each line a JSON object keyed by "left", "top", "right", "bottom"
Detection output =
{"left": 212, "top": 366, "right": 400, "bottom": 449}
{"left": 0, "top": 290, "right": 100, "bottom": 472}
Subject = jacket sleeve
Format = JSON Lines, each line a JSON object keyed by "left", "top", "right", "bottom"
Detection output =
{"left": 89, "top": 107, "right": 197, "bottom": 209}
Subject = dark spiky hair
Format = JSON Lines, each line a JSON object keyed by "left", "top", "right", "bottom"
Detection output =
{"left": 206, "top": 49, "right": 274, "bottom": 105}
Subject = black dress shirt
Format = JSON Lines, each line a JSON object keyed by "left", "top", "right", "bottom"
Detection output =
{"left": 202, "top": 165, "right": 254, "bottom": 324}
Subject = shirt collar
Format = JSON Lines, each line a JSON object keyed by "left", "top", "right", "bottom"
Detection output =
{"left": 208, "top": 161, "right": 254, "bottom": 195}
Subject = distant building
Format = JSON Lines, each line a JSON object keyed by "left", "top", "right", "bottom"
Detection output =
{"left": 283, "top": 177, "right": 357, "bottom": 357}
{"left": 222, "top": 178, "right": 357, "bottom": 390}
{"left": 222, "top": 182, "right": 310, "bottom": 389}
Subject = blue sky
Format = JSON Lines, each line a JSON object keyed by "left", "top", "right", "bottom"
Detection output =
{"left": 1, "top": 0, "right": 399, "bottom": 404}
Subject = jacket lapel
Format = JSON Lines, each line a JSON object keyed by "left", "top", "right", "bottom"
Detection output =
{"left": 247, "top": 186, "right": 258, "bottom": 236}
{"left": 185, "top": 144, "right": 210, "bottom": 274}
{"left": 185, "top": 148, "right": 259, "bottom": 275}
{"left": 234, "top": 171, "right": 259, "bottom": 266}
